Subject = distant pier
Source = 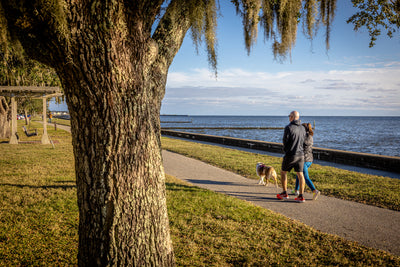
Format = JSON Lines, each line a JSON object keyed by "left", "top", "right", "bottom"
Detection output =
{"left": 162, "top": 127, "right": 284, "bottom": 130}
{"left": 161, "top": 121, "right": 192, "bottom": 123}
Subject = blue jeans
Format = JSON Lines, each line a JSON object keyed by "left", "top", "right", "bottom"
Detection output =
{"left": 295, "top": 162, "right": 316, "bottom": 191}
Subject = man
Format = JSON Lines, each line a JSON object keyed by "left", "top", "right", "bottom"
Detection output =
{"left": 277, "top": 110, "right": 307, "bottom": 203}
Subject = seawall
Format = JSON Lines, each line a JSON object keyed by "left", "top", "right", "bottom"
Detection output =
{"left": 161, "top": 129, "right": 400, "bottom": 174}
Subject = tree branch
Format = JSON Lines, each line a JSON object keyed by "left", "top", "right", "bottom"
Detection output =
{"left": 151, "top": 0, "right": 192, "bottom": 69}
{"left": 0, "top": 96, "right": 8, "bottom": 115}
{"left": 123, "top": 0, "right": 164, "bottom": 34}
{"left": 347, "top": 0, "right": 400, "bottom": 47}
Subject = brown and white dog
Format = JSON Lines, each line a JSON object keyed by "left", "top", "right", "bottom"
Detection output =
{"left": 256, "top": 162, "right": 278, "bottom": 187}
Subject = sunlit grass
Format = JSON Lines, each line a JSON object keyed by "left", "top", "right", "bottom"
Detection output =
{"left": 1, "top": 129, "right": 399, "bottom": 265}
{"left": 50, "top": 117, "right": 71, "bottom": 126}
{"left": 0, "top": 124, "right": 76, "bottom": 266}
{"left": 167, "top": 175, "right": 400, "bottom": 266}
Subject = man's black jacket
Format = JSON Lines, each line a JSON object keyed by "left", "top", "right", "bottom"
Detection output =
{"left": 282, "top": 120, "right": 306, "bottom": 157}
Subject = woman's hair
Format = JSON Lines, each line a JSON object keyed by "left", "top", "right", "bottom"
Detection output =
{"left": 303, "top": 123, "right": 314, "bottom": 136}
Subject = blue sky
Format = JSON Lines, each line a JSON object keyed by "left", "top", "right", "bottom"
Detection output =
{"left": 51, "top": 2, "right": 400, "bottom": 116}
{"left": 162, "top": 1, "right": 400, "bottom": 116}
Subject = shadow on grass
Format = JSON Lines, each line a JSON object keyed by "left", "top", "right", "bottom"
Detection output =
{"left": 185, "top": 179, "right": 247, "bottom": 187}
{"left": 166, "top": 182, "right": 207, "bottom": 193}
{"left": 0, "top": 183, "right": 76, "bottom": 190}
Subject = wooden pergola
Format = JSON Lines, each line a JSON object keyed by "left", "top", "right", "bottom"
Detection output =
{"left": 0, "top": 86, "right": 63, "bottom": 144}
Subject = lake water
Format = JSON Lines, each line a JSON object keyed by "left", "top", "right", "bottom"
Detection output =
{"left": 161, "top": 115, "right": 400, "bottom": 157}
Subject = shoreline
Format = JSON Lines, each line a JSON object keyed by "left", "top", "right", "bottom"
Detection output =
{"left": 162, "top": 131, "right": 400, "bottom": 180}
{"left": 49, "top": 120, "right": 400, "bottom": 179}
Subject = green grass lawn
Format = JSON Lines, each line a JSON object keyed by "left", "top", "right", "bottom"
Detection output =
{"left": 1, "top": 126, "right": 399, "bottom": 265}
{"left": 50, "top": 117, "right": 71, "bottom": 127}
{"left": 167, "top": 176, "right": 399, "bottom": 266}
{"left": 161, "top": 137, "right": 400, "bottom": 211}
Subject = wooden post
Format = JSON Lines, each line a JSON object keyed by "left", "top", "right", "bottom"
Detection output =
{"left": 9, "top": 96, "right": 18, "bottom": 144}
{"left": 41, "top": 96, "right": 50, "bottom": 144}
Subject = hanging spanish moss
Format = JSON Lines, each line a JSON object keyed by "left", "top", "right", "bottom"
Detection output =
{"left": 303, "top": 0, "right": 318, "bottom": 40}
{"left": 319, "top": 0, "right": 336, "bottom": 51}
{"left": 230, "top": 0, "right": 337, "bottom": 61}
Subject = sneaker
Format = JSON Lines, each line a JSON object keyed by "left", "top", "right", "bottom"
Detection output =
{"left": 295, "top": 196, "right": 305, "bottom": 203}
{"left": 291, "top": 189, "right": 299, "bottom": 196}
{"left": 277, "top": 192, "right": 289, "bottom": 200}
{"left": 312, "top": 190, "right": 320, "bottom": 201}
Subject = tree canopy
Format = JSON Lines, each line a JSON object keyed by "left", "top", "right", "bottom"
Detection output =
{"left": 0, "top": 0, "right": 339, "bottom": 75}
{"left": 348, "top": 0, "right": 400, "bottom": 47}
{"left": 1, "top": 1, "right": 398, "bottom": 74}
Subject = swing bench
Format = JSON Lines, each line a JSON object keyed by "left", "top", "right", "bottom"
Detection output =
{"left": 22, "top": 125, "right": 38, "bottom": 137}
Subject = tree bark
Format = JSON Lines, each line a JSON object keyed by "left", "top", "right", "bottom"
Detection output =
{"left": 0, "top": 96, "right": 11, "bottom": 138}
{"left": 58, "top": 45, "right": 174, "bottom": 266}
{"left": 54, "top": 1, "right": 190, "bottom": 265}
{"left": 56, "top": 28, "right": 173, "bottom": 267}
{"left": 65, "top": 76, "right": 174, "bottom": 266}
{"left": 24, "top": 108, "right": 29, "bottom": 125}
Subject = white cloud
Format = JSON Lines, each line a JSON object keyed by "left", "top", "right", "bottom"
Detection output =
{"left": 163, "top": 65, "right": 400, "bottom": 116}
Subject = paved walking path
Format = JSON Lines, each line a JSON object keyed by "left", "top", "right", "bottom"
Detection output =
{"left": 163, "top": 150, "right": 400, "bottom": 256}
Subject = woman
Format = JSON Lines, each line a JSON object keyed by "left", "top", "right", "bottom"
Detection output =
{"left": 293, "top": 123, "right": 320, "bottom": 201}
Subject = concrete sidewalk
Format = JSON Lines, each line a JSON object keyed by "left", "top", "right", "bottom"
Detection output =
{"left": 162, "top": 150, "right": 400, "bottom": 256}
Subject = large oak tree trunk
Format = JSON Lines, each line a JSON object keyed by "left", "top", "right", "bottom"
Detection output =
{"left": 50, "top": 5, "right": 177, "bottom": 265}
{"left": 58, "top": 51, "right": 174, "bottom": 266}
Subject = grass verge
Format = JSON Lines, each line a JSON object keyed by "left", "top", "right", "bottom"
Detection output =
{"left": 50, "top": 118, "right": 71, "bottom": 127}
{"left": 168, "top": 176, "right": 399, "bottom": 266}
{"left": 0, "top": 121, "right": 76, "bottom": 266}
{"left": 1, "top": 128, "right": 399, "bottom": 265}
{"left": 161, "top": 137, "right": 400, "bottom": 211}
